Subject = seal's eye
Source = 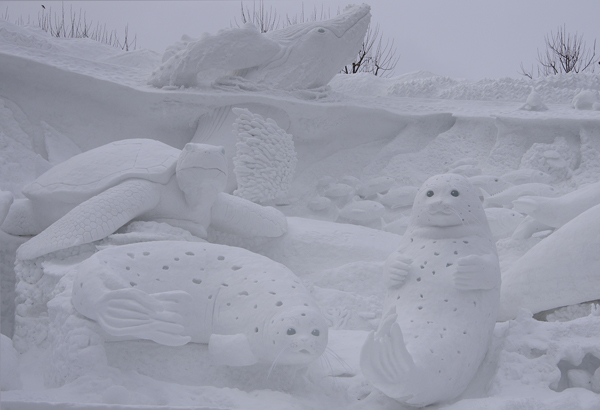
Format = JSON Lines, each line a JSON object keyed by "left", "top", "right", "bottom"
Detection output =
{"left": 317, "top": 28, "right": 325, "bottom": 33}
{"left": 287, "top": 328, "right": 296, "bottom": 336}
{"left": 311, "top": 329, "right": 320, "bottom": 337}
{"left": 451, "top": 190, "right": 460, "bottom": 197}
{"left": 426, "top": 190, "right": 434, "bottom": 197}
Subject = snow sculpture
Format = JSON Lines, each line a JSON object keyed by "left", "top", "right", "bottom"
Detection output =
{"left": 1, "top": 139, "right": 287, "bottom": 260}
{"left": 572, "top": 90, "right": 598, "bottom": 110}
{"left": 500, "top": 202, "right": 600, "bottom": 321}
{"left": 306, "top": 196, "right": 339, "bottom": 221}
{"left": 482, "top": 182, "right": 558, "bottom": 208}
{"left": 356, "top": 176, "right": 395, "bottom": 199}
{"left": 500, "top": 168, "right": 554, "bottom": 185}
{"left": 447, "top": 164, "right": 482, "bottom": 177}
{"left": 1, "top": 334, "right": 22, "bottom": 391}
{"left": 377, "top": 185, "right": 419, "bottom": 209}
{"left": 519, "top": 137, "right": 577, "bottom": 182}
{"left": 360, "top": 174, "right": 501, "bottom": 407}
{"left": 72, "top": 240, "right": 328, "bottom": 367}
{"left": 323, "top": 183, "right": 355, "bottom": 207}
{"left": 512, "top": 181, "right": 600, "bottom": 231}
{"left": 337, "top": 200, "right": 385, "bottom": 229}
{"left": 520, "top": 87, "right": 548, "bottom": 111}
{"left": 148, "top": 4, "right": 371, "bottom": 90}
{"left": 0, "top": 190, "right": 13, "bottom": 226}
{"left": 468, "top": 175, "right": 513, "bottom": 196}
{"left": 231, "top": 108, "right": 297, "bottom": 205}
{"left": 484, "top": 207, "right": 525, "bottom": 240}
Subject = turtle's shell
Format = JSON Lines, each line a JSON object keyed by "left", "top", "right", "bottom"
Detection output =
{"left": 24, "top": 139, "right": 180, "bottom": 204}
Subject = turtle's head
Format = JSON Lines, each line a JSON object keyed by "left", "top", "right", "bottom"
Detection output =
{"left": 177, "top": 144, "right": 227, "bottom": 206}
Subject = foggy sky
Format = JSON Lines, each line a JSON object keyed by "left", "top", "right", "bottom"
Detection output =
{"left": 1, "top": 0, "right": 599, "bottom": 80}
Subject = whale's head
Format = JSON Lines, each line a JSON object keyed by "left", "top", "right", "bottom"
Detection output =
{"left": 255, "top": 4, "right": 371, "bottom": 89}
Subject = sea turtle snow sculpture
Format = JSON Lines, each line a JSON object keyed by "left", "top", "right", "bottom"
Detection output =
{"left": 148, "top": 4, "right": 371, "bottom": 90}
{"left": 360, "top": 174, "right": 501, "bottom": 407}
{"left": 72, "top": 240, "right": 328, "bottom": 367}
{"left": 1, "top": 139, "right": 287, "bottom": 260}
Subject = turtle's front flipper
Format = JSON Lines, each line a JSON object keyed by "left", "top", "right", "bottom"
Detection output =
{"left": 210, "top": 192, "right": 287, "bottom": 238}
{"left": 17, "top": 179, "right": 160, "bottom": 260}
{"left": 0, "top": 191, "right": 14, "bottom": 227}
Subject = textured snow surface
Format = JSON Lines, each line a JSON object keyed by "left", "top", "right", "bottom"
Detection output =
{"left": 1, "top": 15, "right": 600, "bottom": 410}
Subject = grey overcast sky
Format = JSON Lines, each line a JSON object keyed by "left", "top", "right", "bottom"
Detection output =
{"left": 1, "top": 1, "right": 599, "bottom": 80}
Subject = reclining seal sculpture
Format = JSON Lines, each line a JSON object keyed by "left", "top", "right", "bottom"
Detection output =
{"left": 360, "top": 173, "right": 501, "bottom": 407}
{"left": 72, "top": 240, "right": 328, "bottom": 367}
{"left": 148, "top": 4, "right": 371, "bottom": 90}
{"left": 1, "top": 139, "right": 287, "bottom": 260}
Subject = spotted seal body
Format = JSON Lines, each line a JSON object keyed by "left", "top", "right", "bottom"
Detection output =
{"left": 360, "top": 174, "right": 501, "bottom": 407}
{"left": 72, "top": 241, "right": 328, "bottom": 367}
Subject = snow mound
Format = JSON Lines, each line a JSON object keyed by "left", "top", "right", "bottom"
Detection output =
{"left": 332, "top": 70, "right": 600, "bottom": 104}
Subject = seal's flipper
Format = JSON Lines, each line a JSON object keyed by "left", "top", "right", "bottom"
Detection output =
{"left": 209, "top": 333, "right": 258, "bottom": 366}
{"left": 91, "top": 288, "right": 191, "bottom": 347}
{"left": 360, "top": 315, "right": 415, "bottom": 390}
{"left": 1, "top": 198, "right": 42, "bottom": 236}
{"left": 454, "top": 254, "right": 501, "bottom": 291}
{"left": 17, "top": 179, "right": 160, "bottom": 260}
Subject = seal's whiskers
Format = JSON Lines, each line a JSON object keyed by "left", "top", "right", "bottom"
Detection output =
{"left": 267, "top": 347, "right": 289, "bottom": 379}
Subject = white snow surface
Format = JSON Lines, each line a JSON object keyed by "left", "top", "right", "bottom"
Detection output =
{"left": 1, "top": 15, "right": 600, "bottom": 410}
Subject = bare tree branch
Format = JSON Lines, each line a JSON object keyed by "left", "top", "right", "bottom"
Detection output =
{"left": 520, "top": 24, "right": 598, "bottom": 78}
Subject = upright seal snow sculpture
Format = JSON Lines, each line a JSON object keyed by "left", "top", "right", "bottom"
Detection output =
{"left": 72, "top": 241, "right": 328, "bottom": 367}
{"left": 360, "top": 174, "right": 501, "bottom": 407}
{"left": 148, "top": 4, "right": 371, "bottom": 90}
{"left": 1, "top": 139, "right": 287, "bottom": 260}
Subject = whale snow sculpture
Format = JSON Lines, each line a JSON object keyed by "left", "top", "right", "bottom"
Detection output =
{"left": 72, "top": 241, "right": 328, "bottom": 367}
{"left": 512, "top": 180, "right": 600, "bottom": 230}
{"left": 1, "top": 139, "right": 287, "bottom": 260}
{"left": 500, "top": 202, "right": 600, "bottom": 321}
{"left": 360, "top": 174, "right": 501, "bottom": 407}
{"left": 148, "top": 4, "right": 371, "bottom": 90}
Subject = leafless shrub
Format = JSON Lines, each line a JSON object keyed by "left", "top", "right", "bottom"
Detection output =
{"left": 520, "top": 25, "right": 597, "bottom": 79}
{"left": 236, "top": 1, "right": 280, "bottom": 33}
{"left": 2, "top": 4, "right": 136, "bottom": 51}
{"left": 341, "top": 23, "right": 399, "bottom": 78}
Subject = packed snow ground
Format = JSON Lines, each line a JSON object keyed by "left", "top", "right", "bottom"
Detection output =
{"left": 1, "top": 16, "right": 600, "bottom": 410}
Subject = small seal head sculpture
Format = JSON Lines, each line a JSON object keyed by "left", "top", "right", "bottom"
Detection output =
{"left": 360, "top": 173, "right": 501, "bottom": 407}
